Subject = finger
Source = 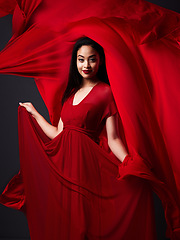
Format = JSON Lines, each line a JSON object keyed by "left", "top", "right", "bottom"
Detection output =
{"left": 19, "top": 102, "right": 31, "bottom": 106}
{"left": 24, "top": 102, "right": 32, "bottom": 105}
{"left": 19, "top": 102, "right": 28, "bottom": 109}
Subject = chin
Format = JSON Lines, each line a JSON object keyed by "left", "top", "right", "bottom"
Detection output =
{"left": 82, "top": 73, "right": 97, "bottom": 79}
{"left": 82, "top": 74, "right": 93, "bottom": 78}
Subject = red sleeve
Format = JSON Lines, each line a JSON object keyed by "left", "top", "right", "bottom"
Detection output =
{"left": 103, "top": 89, "right": 118, "bottom": 120}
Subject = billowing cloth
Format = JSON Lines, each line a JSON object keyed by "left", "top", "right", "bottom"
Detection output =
{"left": 0, "top": 0, "right": 180, "bottom": 239}
{"left": 8, "top": 82, "right": 159, "bottom": 240}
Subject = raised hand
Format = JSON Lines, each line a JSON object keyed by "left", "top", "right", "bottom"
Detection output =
{"left": 19, "top": 102, "right": 38, "bottom": 119}
{"left": 19, "top": 102, "right": 62, "bottom": 139}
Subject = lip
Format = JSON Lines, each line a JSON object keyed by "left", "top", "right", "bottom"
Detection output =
{"left": 83, "top": 70, "right": 92, "bottom": 74}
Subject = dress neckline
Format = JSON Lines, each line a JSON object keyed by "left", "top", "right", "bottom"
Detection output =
{"left": 71, "top": 81, "right": 101, "bottom": 106}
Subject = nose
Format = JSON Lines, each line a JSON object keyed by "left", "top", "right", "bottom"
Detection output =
{"left": 84, "top": 60, "right": 90, "bottom": 68}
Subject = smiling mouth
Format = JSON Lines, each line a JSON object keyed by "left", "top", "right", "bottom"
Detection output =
{"left": 83, "top": 70, "right": 92, "bottom": 74}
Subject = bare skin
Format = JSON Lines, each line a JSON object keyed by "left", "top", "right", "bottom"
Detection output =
{"left": 19, "top": 45, "right": 128, "bottom": 162}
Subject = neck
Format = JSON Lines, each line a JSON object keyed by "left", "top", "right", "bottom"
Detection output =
{"left": 81, "top": 77, "right": 100, "bottom": 88}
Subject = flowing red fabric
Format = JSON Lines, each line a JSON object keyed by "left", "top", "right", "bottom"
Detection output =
{"left": 0, "top": 0, "right": 180, "bottom": 239}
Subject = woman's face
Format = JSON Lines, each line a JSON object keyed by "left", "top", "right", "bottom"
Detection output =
{"left": 77, "top": 45, "right": 100, "bottom": 80}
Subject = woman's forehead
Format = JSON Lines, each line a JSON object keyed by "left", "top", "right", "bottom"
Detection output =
{"left": 77, "top": 45, "right": 98, "bottom": 57}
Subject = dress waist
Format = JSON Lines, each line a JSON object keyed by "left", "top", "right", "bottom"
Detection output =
{"left": 63, "top": 125, "right": 99, "bottom": 144}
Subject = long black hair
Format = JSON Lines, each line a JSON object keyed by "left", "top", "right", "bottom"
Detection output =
{"left": 61, "top": 37, "right": 110, "bottom": 106}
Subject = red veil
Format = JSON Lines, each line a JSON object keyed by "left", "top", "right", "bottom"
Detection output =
{"left": 0, "top": 0, "right": 180, "bottom": 239}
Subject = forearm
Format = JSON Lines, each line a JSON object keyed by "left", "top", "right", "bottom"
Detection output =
{"left": 108, "top": 137, "right": 128, "bottom": 162}
{"left": 34, "top": 112, "right": 60, "bottom": 139}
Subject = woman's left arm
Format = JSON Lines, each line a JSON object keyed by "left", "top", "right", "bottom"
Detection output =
{"left": 106, "top": 115, "right": 128, "bottom": 162}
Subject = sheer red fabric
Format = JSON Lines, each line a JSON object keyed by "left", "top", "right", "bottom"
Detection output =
{"left": 3, "top": 83, "right": 158, "bottom": 239}
{"left": 0, "top": 0, "right": 180, "bottom": 239}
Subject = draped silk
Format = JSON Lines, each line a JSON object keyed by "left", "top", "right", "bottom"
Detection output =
{"left": 0, "top": 0, "right": 180, "bottom": 239}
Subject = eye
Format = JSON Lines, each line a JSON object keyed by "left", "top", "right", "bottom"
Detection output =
{"left": 78, "top": 58, "right": 84, "bottom": 62}
{"left": 89, "top": 58, "right": 96, "bottom": 62}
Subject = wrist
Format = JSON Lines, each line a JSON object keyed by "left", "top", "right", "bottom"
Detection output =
{"left": 122, "top": 154, "right": 129, "bottom": 162}
{"left": 119, "top": 154, "right": 133, "bottom": 167}
{"left": 33, "top": 110, "right": 41, "bottom": 120}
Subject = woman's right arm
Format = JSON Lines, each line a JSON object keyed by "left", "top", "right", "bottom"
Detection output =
{"left": 19, "top": 102, "right": 63, "bottom": 139}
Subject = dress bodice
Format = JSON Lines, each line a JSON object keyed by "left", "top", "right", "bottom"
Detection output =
{"left": 60, "top": 82, "right": 118, "bottom": 142}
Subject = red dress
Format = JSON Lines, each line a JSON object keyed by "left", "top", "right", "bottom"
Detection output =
{"left": 0, "top": 81, "right": 157, "bottom": 239}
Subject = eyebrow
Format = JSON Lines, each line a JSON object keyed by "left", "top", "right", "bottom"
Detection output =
{"left": 77, "top": 54, "right": 96, "bottom": 58}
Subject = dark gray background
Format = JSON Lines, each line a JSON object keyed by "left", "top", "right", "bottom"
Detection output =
{"left": 0, "top": 1, "right": 179, "bottom": 239}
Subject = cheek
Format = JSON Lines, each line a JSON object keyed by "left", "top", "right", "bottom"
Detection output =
{"left": 93, "top": 62, "right": 100, "bottom": 72}
{"left": 76, "top": 62, "right": 82, "bottom": 71}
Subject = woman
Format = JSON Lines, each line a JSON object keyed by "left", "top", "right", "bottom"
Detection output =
{"left": 13, "top": 37, "right": 157, "bottom": 239}
{"left": 19, "top": 37, "right": 128, "bottom": 162}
